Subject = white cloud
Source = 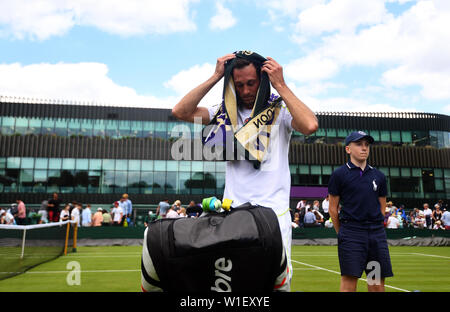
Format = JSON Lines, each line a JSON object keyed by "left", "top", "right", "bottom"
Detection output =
{"left": 0, "top": 61, "right": 224, "bottom": 109}
{"left": 382, "top": 65, "right": 450, "bottom": 100}
{"left": 284, "top": 54, "right": 339, "bottom": 82}
{"left": 209, "top": 2, "right": 237, "bottom": 30}
{"left": 302, "top": 95, "right": 417, "bottom": 113}
{"left": 260, "top": 0, "right": 326, "bottom": 18}
{"left": 283, "top": 0, "right": 450, "bottom": 106}
{"left": 0, "top": 0, "right": 199, "bottom": 40}
{"left": 295, "top": 0, "right": 390, "bottom": 38}
{"left": 164, "top": 63, "right": 223, "bottom": 107}
{"left": 0, "top": 62, "right": 176, "bottom": 108}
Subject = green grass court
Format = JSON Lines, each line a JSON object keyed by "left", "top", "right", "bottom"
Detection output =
{"left": 0, "top": 245, "right": 449, "bottom": 292}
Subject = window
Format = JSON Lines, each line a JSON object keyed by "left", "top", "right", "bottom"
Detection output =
{"left": 89, "top": 159, "right": 102, "bottom": 170}
{"left": 55, "top": 119, "right": 68, "bottom": 136}
{"left": 41, "top": 119, "right": 55, "bottom": 135}
{"left": 154, "top": 160, "right": 166, "bottom": 171}
{"left": 21, "top": 158, "right": 35, "bottom": 169}
{"left": 380, "top": 131, "right": 390, "bottom": 142}
{"left": 422, "top": 169, "right": 435, "bottom": 193}
{"left": 115, "top": 159, "right": 128, "bottom": 171}
{"left": 1, "top": 117, "right": 15, "bottom": 135}
{"left": 15, "top": 118, "right": 29, "bottom": 134}
{"left": 128, "top": 160, "right": 141, "bottom": 171}
{"left": 401, "top": 131, "right": 412, "bottom": 143}
{"left": 140, "top": 171, "right": 153, "bottom": 194}
{"left": 103, "top": 159, "right": 115, "bottom": 170}
{"left": 7, "top": 157, "right": 21, "bottom": 169}
{"left": 75, "top": 159, "right": 89, "bottom": 170}
{"left": 49, "top": 158, "right": 62, "bottom": 170}
{"left": 141, "top": 160, "right": 153, "bottom": 171}
{"left": 391, "top": 131, "right": 401, "bottom": 142}
{"left": 166, "top": 160, "right": 179, "bottom": 172}
{"left": 62, "top": 158, "right": 76, "bottom": 170}
{"left": 28, "top": 119, "right": 42, "bottom": 135}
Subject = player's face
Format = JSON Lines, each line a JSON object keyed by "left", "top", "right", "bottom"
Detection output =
{"left": 346, "top": 139, "right": 370, "bottom": 162}
{"left": 233, "top": 64, "right": 260, "bottom": 109}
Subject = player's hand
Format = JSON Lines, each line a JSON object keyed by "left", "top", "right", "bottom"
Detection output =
{"left": 213, "top": 53, "right": 236, "bottom": 80}
{"left": 262, "top": 57, "right": 286, "bottom": 91}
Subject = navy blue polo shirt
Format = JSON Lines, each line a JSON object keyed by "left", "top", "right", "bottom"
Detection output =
{"left": 328, "top": 161, "right": 387, "bottom": 225}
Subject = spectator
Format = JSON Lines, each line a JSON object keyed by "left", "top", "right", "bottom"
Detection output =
{"left": 293, "top": 212, "right": 300, "bottom": 226}
{"left": 122, "top": 193, "right": 133, "bottom": 225}
{"left": 432, "top": 204, "right": 443, "bottom": 227}
{"left": 71, "top": 203, "right": 81, "bottom": 227}
{"left": 409, "top": 208, "right": 419, "bottom": 227}
{"left": 386, "top": 201, "right": 394, "bottom": 214}
{"left": 60, "top": 204, "right": 70, "bottom": 222}
{"left": 118, "top": 196, "right": 128, "bottom": 226}
{"left": 322, "top": 195, "right": 330, "bottom": 221}
{"left": 413, "top": 211, "right": 426, "bottom": 229}
{"left": 1, "top": 208, "right": 15, "bottom": 225}
{"left": 81, "top": 204, "right": 92, "bottom": 227}
{"left": 314, "top": 210, "right": 324, "bottom": 226}
{"left": 441, "top": 209, "right": 450, "bottom": 230}
{"left": 92, "top": 207, "right": 103, "bottom": 227}
{"left": 38, "top": 200, "right": 48, "bottom": 224}
{"left": 156, "top": 199, "right": 170, "bottom": 219}
{"left": 423, "top": 203, "right": 433, "bottom": 229}
{"left": 47, "top": 193, "right": 62, "bottom": 223}
{"left": 312, "top": 200, "right": 320, "bottom": 212}
{"left": 112, "top": 202, "right": 123, "bottom": 226}
{"left": 397, "top": 205, "right": 407, "bottom": 227}
{"left": 433, "top": 220, "right": 444, "bottom": 230}
{"left": 178, "top": 207, "right": 187, "bottom": 218}
{"left": 386, "top": 214, "right": 400, "bottom": 229}
{"left": 111, "top": 201, "right": 118, "bottom": 221}
{"left": 166, "top": 205, "right": 179, "bottom": 218}
{"left": 303, "top": 207, "right": 319, "bottom": 227}
{"left": 102, "top": 209, "right": 112, "bottom": 226}
{"left": 172, "top": 200, "right": 182, "bottom": 212}
{"left": 186, "top": 200, "right": 203, "bottom": 218}
{"left": 14, "top": 199, "right": 26, "bottom": 225}
{"left": 296, "top": 200, "right": 306, "bottom": 213}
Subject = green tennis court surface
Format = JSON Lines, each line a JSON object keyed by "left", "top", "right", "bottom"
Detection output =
{"left": 0, "top": 245, "right": 448, "bottom": 292}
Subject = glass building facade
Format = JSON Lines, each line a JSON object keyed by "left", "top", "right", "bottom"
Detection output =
{"left": 0, "top": 98, "right": 449, "bottom": 208}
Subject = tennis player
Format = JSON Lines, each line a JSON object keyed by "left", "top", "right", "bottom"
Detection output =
{"left": 328, "top": 131, "right": 393, "bottom": 292}
{"left": 171, "top": 51, "right": 318, "bottom": 288}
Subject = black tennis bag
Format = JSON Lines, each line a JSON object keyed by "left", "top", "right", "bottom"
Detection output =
{"left": 141, "top": 202, "right": 287, "bottom": 292}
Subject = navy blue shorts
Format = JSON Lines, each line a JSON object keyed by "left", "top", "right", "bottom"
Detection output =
{"left": 337, "top": 222, "right": 393, "bottom": 279}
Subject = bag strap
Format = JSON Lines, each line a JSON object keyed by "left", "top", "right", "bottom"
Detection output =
{"left": 247, "top": 206, "right": 285, "bottom": 283}
{"left": 146, "top": 219, "right": 173, "bottom": 291}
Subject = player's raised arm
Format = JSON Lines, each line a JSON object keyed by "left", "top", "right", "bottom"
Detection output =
{"left": 172, "top": 53, "right": 236, "bottom": 125}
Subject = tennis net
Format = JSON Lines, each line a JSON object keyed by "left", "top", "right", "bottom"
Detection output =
{"left": 0, "top": 221, "right": 77, "bottom": 280}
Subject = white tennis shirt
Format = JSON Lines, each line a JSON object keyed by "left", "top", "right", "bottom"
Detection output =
{"left": 208, "top": 103, "right": 293, "bottom": 215}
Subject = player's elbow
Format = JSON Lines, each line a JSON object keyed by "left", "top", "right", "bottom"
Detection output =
{"left": 296, "top": 118, "right": 318, "bottom": 135}
{"left": 304, "top": 119, "right": 319, "bottom": 135}
{"left": 171, "top": 105, "right": 184, "bottom": 121}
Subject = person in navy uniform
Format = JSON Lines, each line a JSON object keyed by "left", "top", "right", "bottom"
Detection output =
{"left": 328, "top": 131, "right": 393, "bottom": 292}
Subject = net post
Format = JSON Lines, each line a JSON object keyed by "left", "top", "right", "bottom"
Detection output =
{"left": 20, "top": 229, "right": 27, "bottom": 259}
{"left": 72, "top": 222, "right": 78, "bottom": 253}
{"left": 64, "top": 221, "right": 70, "bottom": 256}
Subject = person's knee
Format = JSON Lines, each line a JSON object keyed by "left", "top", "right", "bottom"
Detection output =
{"left": 340, "top": 275, "right": 358, "bottom": 292}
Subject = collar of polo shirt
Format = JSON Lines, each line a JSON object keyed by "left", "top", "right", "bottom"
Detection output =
{"left": 346, "top": 160, "right": 373, "bottom": 171}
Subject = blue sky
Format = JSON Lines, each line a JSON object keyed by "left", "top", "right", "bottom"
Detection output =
{"left": 0, "top": 0, "right": 449, "bottom": 115}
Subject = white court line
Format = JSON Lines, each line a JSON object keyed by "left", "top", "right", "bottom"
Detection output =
{"left": 291, "top": 259, "right": 410, "bottom": 293}
{"left": 0, "top": 269, "right": 140, "bottom": 274}
{"left": 65, "top": 254, "right": 141, "bottom": 258}
{"left": 409, "top": 253, "right": 450, "bottom": 260}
